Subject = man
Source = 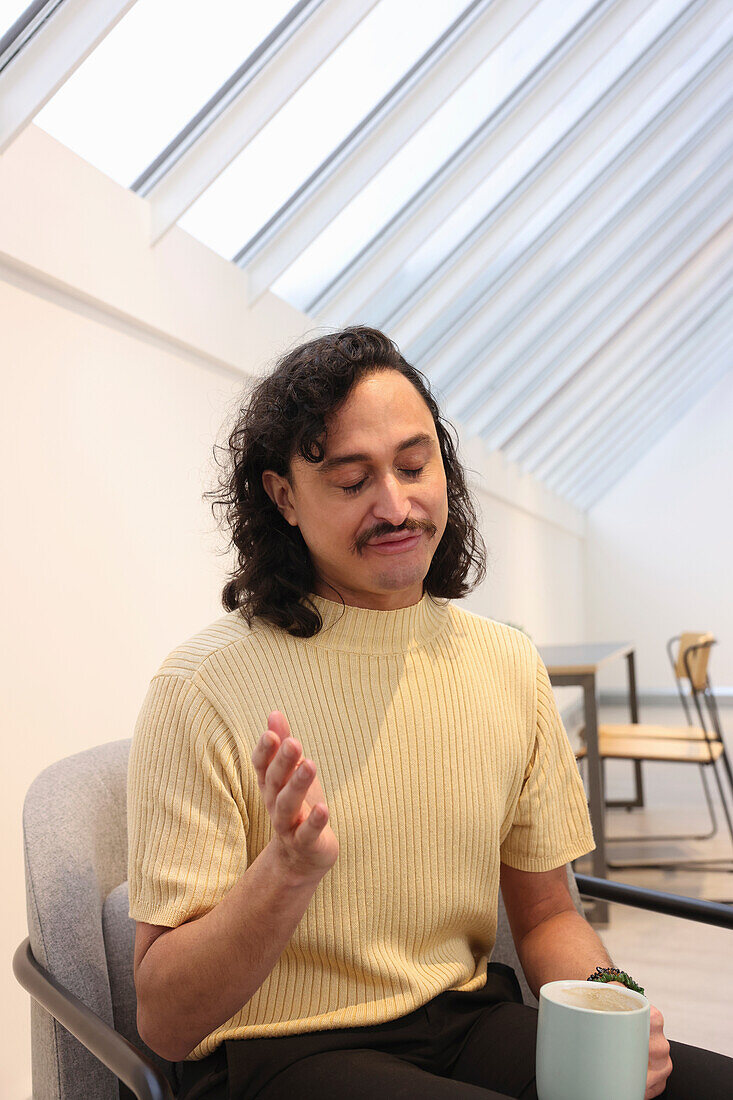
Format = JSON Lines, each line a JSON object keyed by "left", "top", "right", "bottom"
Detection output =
{"left": 128, "top": 327, "right": 729, "bottom": 1099}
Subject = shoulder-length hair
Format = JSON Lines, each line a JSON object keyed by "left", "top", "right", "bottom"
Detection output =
{"left": 204, "top": 326, "right": 487, "bottom": 637}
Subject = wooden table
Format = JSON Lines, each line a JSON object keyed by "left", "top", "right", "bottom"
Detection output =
{"left": 536, "top": 642, "right": 640, "bottom": 924}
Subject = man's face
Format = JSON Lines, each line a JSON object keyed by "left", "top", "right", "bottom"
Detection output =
{"left": 262, "top": 370, "right": 449, "bottom": 609}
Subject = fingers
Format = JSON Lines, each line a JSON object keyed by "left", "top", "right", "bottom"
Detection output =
{"left": 645, "top": 1004, "right": 672, "bottom": 1099}
{"left": 252, "top": 727, "right": 298, "bottom": 786}
{"left": 251, "top": 728, "right": 281, "bottom": 784}
{"left": 294, "top": 802, "right": 329, "bottom": 841}
{"left": 252, "top": 712, "right": 296, "bottom": 771}
{"left": 251, "top": 719, "right": 317, "bottom": 828}
{"left": 260, "top": 712, "right": 303, "bottom": 768}
{"left": 267, "top": 710, "right": 290, "bottom": 739}
{"left": 273, "top": 756, "right": 315, "bottom": 828}
{"left": 251, "top": 713, "right": 333, "bottom": 872}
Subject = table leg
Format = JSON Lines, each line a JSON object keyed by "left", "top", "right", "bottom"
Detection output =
{"left": 605, "top": 650, "right": 645, "bottom": 810}
{"left": 582, "top": 673, "right": 609, "bottom": 924}
{"left": 627, "top": 650, "right": 645, "bottom": 809}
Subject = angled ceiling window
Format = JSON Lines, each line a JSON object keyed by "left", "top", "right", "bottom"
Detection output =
{"left": 176, "top": 0, "right": 470, "bottom": 259}
{"left": 2, "top": 0, "right": 728, "bottom": 512}
{"left": 0, "top": 2, "right": 55, "bottom": 57}
{"left": 404, "top": 0, "right": 728, "bottom": 383}
{"left": 341, "top": 0, "right": 700, "bottom": 344}
{"left": 272, "top": 0, "right": 596, "bottom": 314}
{"left": 33, "top": 0, "right": 296, "bottom": 186}
{"left": 1, "top": 1, "right": 42, "bottom": 31}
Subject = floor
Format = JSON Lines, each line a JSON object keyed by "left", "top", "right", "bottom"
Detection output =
{"left": 571, "top": 702, "right": 733, "bottom": 1059}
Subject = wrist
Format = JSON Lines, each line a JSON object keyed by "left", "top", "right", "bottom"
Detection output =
{"left": 586, "top": 965, "right": 645, "bottom": 996}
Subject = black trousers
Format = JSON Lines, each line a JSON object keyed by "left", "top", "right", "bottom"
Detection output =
{"left": 175, "top": 964, "right": 733, "bottom": 1100}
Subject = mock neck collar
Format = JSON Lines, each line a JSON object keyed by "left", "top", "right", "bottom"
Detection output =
{"left": 301, "top": 590, "right": 450, "bottom": 655}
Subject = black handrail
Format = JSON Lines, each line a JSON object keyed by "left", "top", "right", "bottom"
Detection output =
{"left": 12, "top": 938, "right": 174, "bottom": 1100}
{"left": 575, "top": 874, "right": 733, "bottom": 929}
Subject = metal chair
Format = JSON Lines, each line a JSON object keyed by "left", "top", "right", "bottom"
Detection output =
{"left": 14, "top": 739, "right": 733, "bottom": 1099}
{"left": 590, "top": 633, "right": 733, "bottom": 871}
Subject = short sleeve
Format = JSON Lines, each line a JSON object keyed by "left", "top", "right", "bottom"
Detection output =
{"left": 500, "top": 647, "right": 595, "bottom": 871}
{"left": 127, "top": 673, "right": 249, "bottom": 926}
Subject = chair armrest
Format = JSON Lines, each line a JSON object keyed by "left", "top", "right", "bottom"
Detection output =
{"left": 12, "top": 937, "right": 174, "bottom": 1100}
{"left": 575, "top": 875, "right": 733, "bottom": 929}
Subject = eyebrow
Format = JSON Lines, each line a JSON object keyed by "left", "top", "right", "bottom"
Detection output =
{"left": 317, "top": 432, "right": 435, "bottom": 474}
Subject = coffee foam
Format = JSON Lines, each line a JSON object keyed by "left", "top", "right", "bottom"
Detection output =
{"left": 548, "top": 984, "right": 641, "bottom": 1012}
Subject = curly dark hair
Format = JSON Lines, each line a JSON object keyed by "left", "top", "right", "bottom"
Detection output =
{"left": 203, "top": 326, "right": 488, "bottom": 637}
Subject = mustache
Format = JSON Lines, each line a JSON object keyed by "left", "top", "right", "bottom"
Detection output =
{"left": 354, "top": 519, "right": 436, "bottom": 553}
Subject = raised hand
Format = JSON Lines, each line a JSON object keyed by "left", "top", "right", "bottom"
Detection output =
{"left": 251, "top": 710, "right": 339, "bottom": 884}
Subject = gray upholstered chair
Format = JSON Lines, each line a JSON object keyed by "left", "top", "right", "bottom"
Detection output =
{"left": 15, "top": 739, "right": 730, "bottom": 1099}
{"left": 14, "top": 739, "right": 176, "bottom": 1100}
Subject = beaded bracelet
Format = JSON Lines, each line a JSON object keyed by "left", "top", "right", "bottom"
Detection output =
{"left": 586, "top": 966, "right": 645, "bottom": 996}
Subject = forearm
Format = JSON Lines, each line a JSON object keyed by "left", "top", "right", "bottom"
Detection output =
{"left": 516, "top": 909, "right": 614, "bottom": 1000}
{"left": 136, "top": 839, "right": 325, "bottom": 1061}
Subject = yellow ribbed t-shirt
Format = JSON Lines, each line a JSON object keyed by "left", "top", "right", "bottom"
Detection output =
{"left": 127, "top": 591, "right": 594, "bottom": 1060}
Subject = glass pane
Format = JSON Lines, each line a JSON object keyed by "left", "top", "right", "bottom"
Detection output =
{"left": 410, "top": 17, "right": 732, "bottom": 360}
{"left": 178, "top": 0, "right": 468, "bottom": 259}
{"left": 0, "top": 0, "right": 39, "bottom": 37}
{"left": 273, "top": 0, "right": 595, "bottom": 311}
{"left": 393, "top": 0, "right": 711, "bottom": 310}
{"left": 275, "top": 0, "right": 697, "bottom": 314}
{"left": 34, "top": 0, "right": 295, "bottom": 187}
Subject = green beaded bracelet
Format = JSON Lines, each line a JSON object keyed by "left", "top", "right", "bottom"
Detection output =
{"left": 586, "top": 966, "right": 645, "bottom": 996}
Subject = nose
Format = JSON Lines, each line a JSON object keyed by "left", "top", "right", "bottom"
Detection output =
{"left": 371, "top": 472, "right": 412, "bottom": 527}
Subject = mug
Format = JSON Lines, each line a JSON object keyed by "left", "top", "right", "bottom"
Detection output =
{"left": 536, "top": 979, "right": 650, "bottom": 1100}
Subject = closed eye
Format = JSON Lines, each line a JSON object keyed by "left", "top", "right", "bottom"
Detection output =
{"left": 341, "top": 467, "right": 425, "bottom": 495}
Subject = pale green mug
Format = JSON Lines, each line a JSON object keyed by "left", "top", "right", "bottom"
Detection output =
{"left": 536, "top": 979, "right": 650, "bottom": 1100}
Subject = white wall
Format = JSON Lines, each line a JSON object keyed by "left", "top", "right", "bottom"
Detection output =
{"left": 0, "top": 126, "right": 585, "bottom": 1098}
{"left": 460, "top": 450, "right": 586, "bottom": 647}
{"left": 586, "top": 367, "right": 733, "bottom": 693}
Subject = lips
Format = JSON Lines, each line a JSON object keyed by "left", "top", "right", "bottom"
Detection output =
{"left": 369, "top": 531, "right": 420, "bottom": 545}
{"left": 366, "top": 531, "right": 424, "bottom": 555}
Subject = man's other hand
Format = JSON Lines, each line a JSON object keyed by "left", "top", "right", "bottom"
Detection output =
{"left": 609, "top": 983, "right": 672, "bottom": 1098}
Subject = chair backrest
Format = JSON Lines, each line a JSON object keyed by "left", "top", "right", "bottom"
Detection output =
{"left": 21, "top": 739, "right": 586, "bottom": 1097}
{"left": 673, "top": 632, "right": 716, "bottom": 692}
{"left": 21, "top": 738, "right": 174, "bottom": 1100}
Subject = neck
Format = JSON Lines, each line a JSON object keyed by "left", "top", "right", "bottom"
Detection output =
{"left": 311, "top": 580, "right": 425, "bottom": 611}
{"left": 301, "top": 589, "right": 449, "bottom": 654}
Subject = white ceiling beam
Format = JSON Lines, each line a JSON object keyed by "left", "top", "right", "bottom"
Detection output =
{"left": 520, "top": 251, "right": 733, "bottom": 475}
{"left": 558, "top": 324, "right": 731, "bottom": 498}
{"left": 401, "top": 23, "right": 731, "bottom": 377}
{"left": 432, "top": 84, "right": 730, "bottom": 421}
{"left": 574, "top": 359, "right": 732, "bottom": 510}
{"left": 435, "top": 113, "right": 726, "bottom": 431}
{"left": 0, "top": 0, "right": 136, "bottom": 154}
{"left": 569, "top": 353, "right": 731, "bottom": 509}
{"left": 142, "top": 0, "right": 380, "bottom": 245}
{"left": 543, "top": 299, "right": 732, "bottom": 492}
{"left": 239, "top": 0, "right": 535, "bottom": 303}
{"left": 463, "top": 165, "right": 733, "bottom": 448}
{"left": 312, "top": 0, "right": 709, "bottom": 326}
{"left": 563, "top": 343, "right": 727, "bottom": 501}
{"left": 0, "top": 2, "right": 58, "bottom": 71}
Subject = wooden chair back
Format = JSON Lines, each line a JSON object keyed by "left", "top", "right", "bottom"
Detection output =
{"left": 674, "top": 632, "right": 716, "bottom": 692}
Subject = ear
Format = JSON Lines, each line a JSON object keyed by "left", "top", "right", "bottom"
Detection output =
{"left": 262, "top": 470, "right": 298, "bottom": 526}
